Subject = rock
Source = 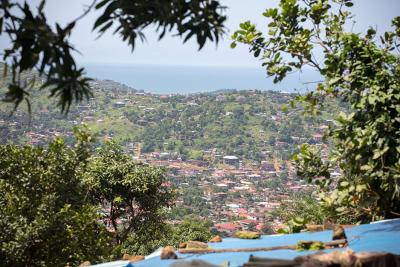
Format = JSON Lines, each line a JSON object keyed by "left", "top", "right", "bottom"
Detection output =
{"left": 295, "top": 249, "right": 358, "bottom": 266}
{"left": 122, "top": 254, "right": 145, "bottom": 262}
{"left": 179, "top": 242, "right": 188, "bottom": 248}
{"left": 234, "top": 231, "right": 261, "bottom": 239}
{"left": 129, "top": 255, "right": 145, "bottom": 263}
{"left": 186, "top": 241, "right": 208, "bottom": 249}
{"left": 323, "top": 220, "right": 336, "bottom": 230}
{"left": 306, "top": 224, "right": 324, "bottom": 232}
{"left": 78, "top": 261, "right": 91, "bottom": 267}
{"left": 332, "top": 225, "right": 347, "bottom": 241}
{"left": 161, "top": 246, "right": 178, "bottom": 260}
{"left": 246, "top": 250, "right": 400, "bottom": 267}
{"left": 209, "top": 235, "right": 222, "bottom": 243}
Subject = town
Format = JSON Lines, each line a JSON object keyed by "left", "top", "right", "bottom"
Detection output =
{"left": 0, "top": 77, "right": 344, "bottom": 235}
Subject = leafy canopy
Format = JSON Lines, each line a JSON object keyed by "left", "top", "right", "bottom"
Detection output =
{"left": 232, "top": 0, "right": 400, "bottom": 222}
{"left": 0, "top": 130, "right": 112, "bottom": 267}
{"left": 122, "top": 216, "right": 213, "bottom": 255}
{"left": 85, "top": 141, "right": 175, "bottom": 245}
{"left": 0, "top": 128, "right": 176, "bottom": 266}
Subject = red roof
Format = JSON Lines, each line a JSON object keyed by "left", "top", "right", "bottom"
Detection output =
{"left": 215, "top": 222, "right": 241, "bottom": 231}
{"left": 238, "top": 208, "right": 247, "bottom": 214}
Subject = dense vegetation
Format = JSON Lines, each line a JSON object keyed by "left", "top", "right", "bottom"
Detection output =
{"left": 0, "top": 125, "right": 218, "bottom": 265}
{"left": 233, "top": 0, "right": 400, "bottom": 222}
{"left": 1, "top": 0, "right": 399, "bottom": 264}
{"left": 0, "top": 128, "right": 113, "bottom": 266}
{"left": 0, "top": 72, "right": 342, "bottom": 164}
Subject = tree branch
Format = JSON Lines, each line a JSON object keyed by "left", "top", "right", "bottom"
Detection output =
{"left": 70, "top": 0, "right": 97, "bottom": 25}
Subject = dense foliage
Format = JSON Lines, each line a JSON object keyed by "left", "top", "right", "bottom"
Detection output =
{"left": 122, "top": 217, "right": 212, "bottom": 255}
{"left": 0, "top": 0, "right": 226, "bottom": 112}
{"left": 0, "top": 128, "right": 175, "bottom": 266}
{"left": 273, "top": 192, "right": 326, "bottom": 225}
{"left": 85, "top": 141, "right": 175, "bottom": 245}
{"left": 0, "top": 79, "right": 340, "bottom": 164}
{"left": 233, "top": 0, "right": 400, "bottom": 222}
{"left": 0, "top": 130, "right": 112, "bottom": 266}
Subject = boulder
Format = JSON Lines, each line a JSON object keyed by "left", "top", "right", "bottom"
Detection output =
{"left": 248, "top": 250, "right": 400, "bottom": 267}
{"left": 306, "top": 224, "right": 324, "bottom": 232}
{"left": 209, "top": 235, "right": 222, "bottom": 243}
{"left": 179, "top": 242, "right": 188, "bottom": 248}
{"left": 78, "top": 261, "right": 91, "bottom": 267}
{"left": 129, "top": 255, "right": 145, "bottom": 262}
{"left": 161, "top": 246, "right": 178, "bottom": 260}
{"left": 332, "top": 225, "right": 347, "bottom": 240}
{"left": 122, "top": 254, "right": 145, "bottom": 262}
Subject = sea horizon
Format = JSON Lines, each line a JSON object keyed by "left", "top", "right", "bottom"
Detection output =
{"left": 82, "top": 63, "right": 321, "bottom": 95}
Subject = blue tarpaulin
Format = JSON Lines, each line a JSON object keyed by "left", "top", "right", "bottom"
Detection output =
{"left": 92, "top": 218, "right": 400, "bottom": 267}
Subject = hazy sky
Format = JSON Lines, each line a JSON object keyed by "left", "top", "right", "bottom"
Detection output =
{"left": 1, "top": 0, "right": 399, "bottom": 68}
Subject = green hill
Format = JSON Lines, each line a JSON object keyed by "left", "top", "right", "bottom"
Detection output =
{"left": 0, "top": 74, "right": 346, "bottom": 164}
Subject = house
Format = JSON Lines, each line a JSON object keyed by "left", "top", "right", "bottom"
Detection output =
{"left": 223, "top": 155, "right": 239, "bottom": 167}
{"left": 214, "top": 222, "right": 242, "bottom": 235}
{"left": 113, "top": 101, "right": 126, "bottom": 108}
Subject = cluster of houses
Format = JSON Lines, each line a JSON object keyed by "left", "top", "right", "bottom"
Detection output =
{"left": 0, "top": 79, "right": 341, "bottom": 235}
{"left": 134, "top": 146, "right": 336, "bottom": 235}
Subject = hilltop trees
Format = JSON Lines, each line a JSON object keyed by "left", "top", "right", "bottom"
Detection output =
{"left": 232, "top": 0, "right": 400, "bottom": 222}
{"left": 0, "top": 0, "right": 226, "bottom": 112}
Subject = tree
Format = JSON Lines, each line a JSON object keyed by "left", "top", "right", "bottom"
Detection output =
{"left": 0, "top": 126, "right": 178, "bottom": 264}
{"left": 122, "top": 216, "right": 212, "bottom": 255}
{"left": 247, "top": 222, "right": 257, "bottom": 232}
{"left": 122, "top": 223, "right": 172, "bottom": 256}
{"left": 0, "top": 0, "right": 226, "bottom": 112}
{"left": 232, "top": 0, "right": 400, "bottom": 222}
{"left": 85, "top": 141, "right": 175, "bottom": 245}
{"left": 0, "top": 130, "right": 113, "bottom": 267}
{"left": 273, "top": 191, "right": 326, "bottom": 225}
{"left": 168, "top": 216, "right": 213, "bottom": 246}
{"left": 260, "top": 221, "right": 275, "bottom": 235}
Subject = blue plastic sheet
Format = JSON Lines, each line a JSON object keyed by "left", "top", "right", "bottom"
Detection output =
{"left": 93, "top": 218, "right": 400, "bottom": 267}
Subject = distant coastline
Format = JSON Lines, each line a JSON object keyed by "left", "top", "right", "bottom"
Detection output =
{"left": 83, "top": 63, "right": 320, "bottom": 95}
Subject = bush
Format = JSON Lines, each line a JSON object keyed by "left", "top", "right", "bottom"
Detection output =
{"left": 122, "top": 217, "right": 212, "bottom": 255}
{"left": 0, "top": 137, "right": 113, "bottom": 267}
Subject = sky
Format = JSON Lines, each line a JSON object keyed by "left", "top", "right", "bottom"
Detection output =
{"left": 1, "top": 0, "right": 398, "bottom": 68}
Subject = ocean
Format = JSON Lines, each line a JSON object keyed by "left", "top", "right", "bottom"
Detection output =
{"left": 83, "top": 63, "right": 321, "bottom": 95}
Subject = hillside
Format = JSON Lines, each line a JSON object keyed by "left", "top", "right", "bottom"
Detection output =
{"left": 0, "top": 75, "right": 348, "bottom": 220}
{"left": 0, "top": 76, "right": 345, "bottom": 164}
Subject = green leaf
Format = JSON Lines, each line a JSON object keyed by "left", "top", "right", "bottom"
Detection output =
{"left": 95, "top": 0, "right": 111, "bottom": 9}
{"left": 277, "top": 228, "right": 289, "bottom": 234}
{"left": 114, "top": 196, "right": 123, "bottom": 203}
